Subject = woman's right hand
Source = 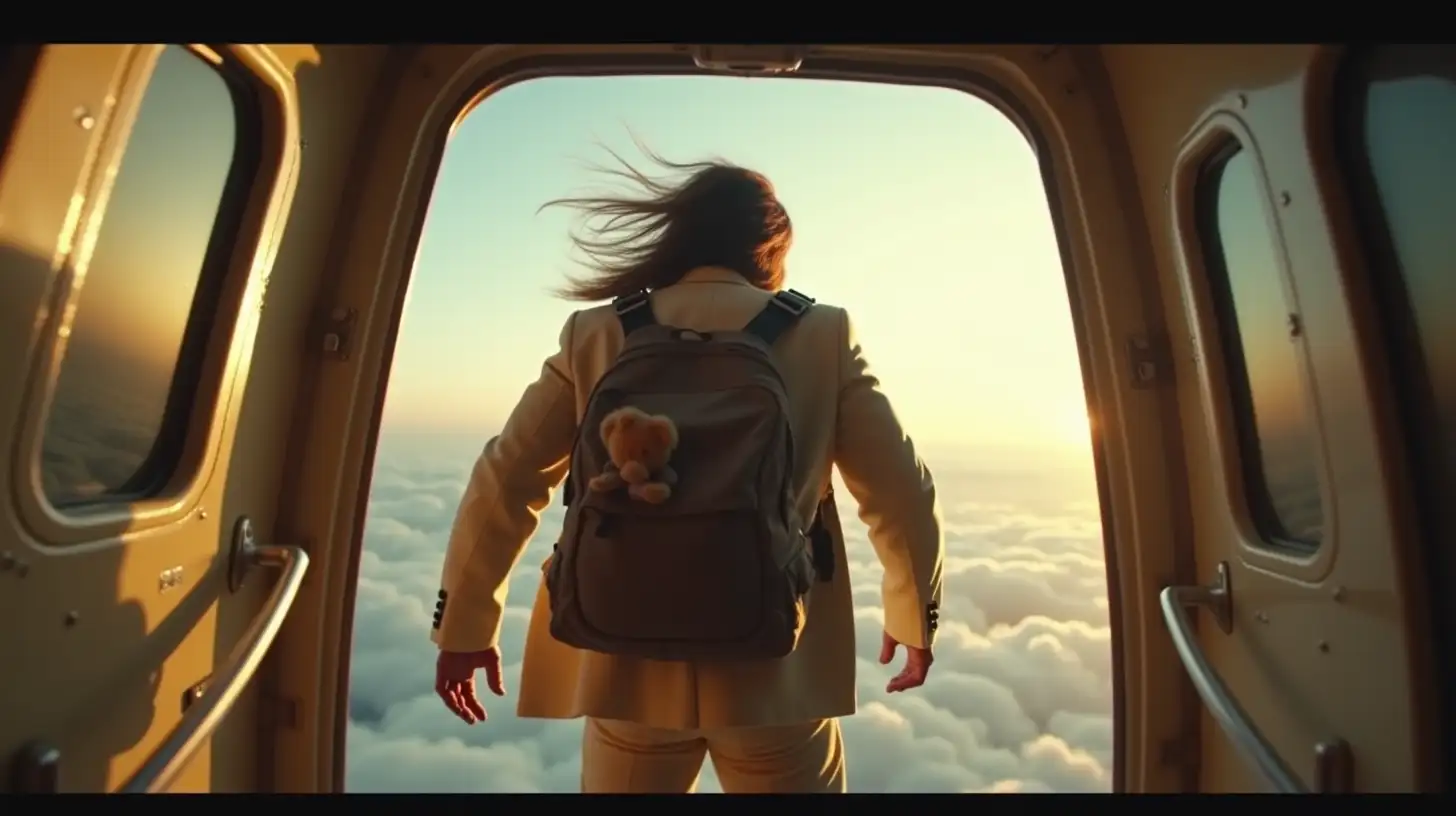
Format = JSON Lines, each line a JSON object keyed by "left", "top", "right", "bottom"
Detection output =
{"left": 435, "top": 647, "right": 506, "bottom": 724}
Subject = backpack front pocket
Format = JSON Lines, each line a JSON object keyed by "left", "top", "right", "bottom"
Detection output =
{"left": 572, "top": 507, "right": 768, "bottom": 645}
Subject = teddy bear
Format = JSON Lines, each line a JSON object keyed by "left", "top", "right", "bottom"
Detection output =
{"left": 588, "top": 405, "right": 679, "bottom": 504}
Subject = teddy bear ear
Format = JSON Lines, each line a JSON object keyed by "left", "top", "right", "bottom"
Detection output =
{"left": 648, "top": 417, "right": 679, "bottom": 449}
{"left": 599, "top": 412, "right": 620, "bottom": 441}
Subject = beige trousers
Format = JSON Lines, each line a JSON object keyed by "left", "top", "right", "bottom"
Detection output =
{"left": 580, "top": 716, "right": 847, "bottom": 793}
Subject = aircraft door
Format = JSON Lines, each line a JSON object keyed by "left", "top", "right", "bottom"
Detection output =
{"left": 0, "top": 44, "right": 307, "bottom": 793}
{"left": 1153, "top": 46, "right": 1435, "bottom": 792}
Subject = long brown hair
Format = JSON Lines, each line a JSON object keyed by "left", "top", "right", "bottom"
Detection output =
{"left": 541, "top": 141, "right": 793, "bottom": 302}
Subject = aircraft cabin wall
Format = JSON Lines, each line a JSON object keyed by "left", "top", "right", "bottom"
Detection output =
{"left": 0, "top": 43, "right": 1449, "bottom": 793}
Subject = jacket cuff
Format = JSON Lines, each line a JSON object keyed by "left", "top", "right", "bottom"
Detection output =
{"left": 883, "top": 593, "right": 939, "bottom": 650}
{"left": 429, "top": 587, "right": 503, "bottom": 653}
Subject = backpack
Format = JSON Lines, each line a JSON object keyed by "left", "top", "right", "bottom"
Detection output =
{"left": 546, "top": 287, "right": 836, "bottom": 662}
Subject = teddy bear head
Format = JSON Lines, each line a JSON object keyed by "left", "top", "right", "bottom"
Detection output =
{"left": 599, "top": 406, "right": 678, "bottom": 483}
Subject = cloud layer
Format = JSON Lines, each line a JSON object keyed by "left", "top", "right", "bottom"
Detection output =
{"left": 346, "top": 435, "right": 1113, "bottom": 793}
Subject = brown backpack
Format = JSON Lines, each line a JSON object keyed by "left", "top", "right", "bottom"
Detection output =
{"left": 547, "top": 288, "right": 834, "bottom": 662}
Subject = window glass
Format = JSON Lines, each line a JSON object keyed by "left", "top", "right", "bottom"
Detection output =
{"left": 40, "top": 45, "right": 243, "bottom": 508}
{"left": 1346, "top": 47, "right": 1456, "bottom": 493}
{"left": 1198, "top": 145, "right": 1324, "bottom": 547}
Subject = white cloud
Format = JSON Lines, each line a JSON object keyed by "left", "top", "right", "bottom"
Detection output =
{"left": 345, "top": 433, "right": 1113, "bottom": 793}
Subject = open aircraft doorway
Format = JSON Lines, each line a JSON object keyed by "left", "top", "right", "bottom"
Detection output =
{"left": 345, "top": 74, "right": 1113, "bottom": 793}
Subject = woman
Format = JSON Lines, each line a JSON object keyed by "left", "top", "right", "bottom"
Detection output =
{"left": 430, "top": 147, "right": 945, "bottom": 793}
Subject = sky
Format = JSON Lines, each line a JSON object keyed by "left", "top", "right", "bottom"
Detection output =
{"left": 381, "top": 75, "right": 1090, "bottom": 460}
{"left": 345, "top": 74, "right": 1113, "bottom": 793}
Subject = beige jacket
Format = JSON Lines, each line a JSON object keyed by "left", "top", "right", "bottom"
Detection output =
{"left": 431, "top": 266, "right": 944, "bottom": 729}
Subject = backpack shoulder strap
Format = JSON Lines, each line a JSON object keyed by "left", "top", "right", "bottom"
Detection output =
{"left": 613, "top": 290, "right": 657, "bottom": 337}
{"left": 741, "top": 289, "right": 815, "bottom": 346}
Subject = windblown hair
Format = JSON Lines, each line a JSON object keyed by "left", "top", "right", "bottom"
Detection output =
{"left": 541, "top": 141, "right": 793, "bottom": 302}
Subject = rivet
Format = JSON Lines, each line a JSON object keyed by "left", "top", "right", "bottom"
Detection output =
{"left": 198, "top": 507, "right": 208, "bottom": 520}
{"left": 1317, "top": 640, "right": 1330, "bottom": 653}
{"left": 1237, "top": 93, "right": 1248, "bottom": 109}
{"left": 1255, "top": 611, "right": 1270, "bottom": 624}
{"left": 64, "top": 611, "right": 80, "bottom": 627}
{"left": 1332, "top": 586, "right": 1346, "bottom": 602}
{"left": 1280, "top": 191, "right": 1292, "bottom": 207}
{"left": 73, "top": 107, "right": 95, "bottom": 130}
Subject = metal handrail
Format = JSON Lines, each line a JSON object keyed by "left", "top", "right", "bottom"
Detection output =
{"left": 118, "top": 539, "right": 309, "bottom": 794}
{"left": 1160, "top": 566, "right": 1307, "bottom": 794}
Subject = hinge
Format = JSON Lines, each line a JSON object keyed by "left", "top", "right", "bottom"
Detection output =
{"left": 181, "top": 675, "right": 210, "bottom": 713}
{"left": 1158, "top": 733, "right": 1203, "bottom": 790}
{"left": 317, "top": 306, "right": 357, "bottom": 362}
{"left": 1313, "top": 739, "right": 1354, "bottom": 793}
{"left": 1127, "top": 332, "right": 1174, "bottom": 389}
{"left": 1157, "top": 735, "right": 1188, "bottom": 768}
{"left": 9, "top": 740, "right": 60, "bottom": 793}
{"left": 262, "top": 693, "right": 300, "bottom": 731}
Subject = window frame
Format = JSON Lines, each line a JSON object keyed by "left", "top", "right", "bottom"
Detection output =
{"left": 37, "top": 44, "right": 265, "bottom": 511}
{"left": 1192, "top": 138, "right": 1324, "bottom": 554}
{"left": 9, "top": 43, "right": 300, "bottom": 543}
{"left": 1167, "top": 112, "right": 1336, "bottom": 578}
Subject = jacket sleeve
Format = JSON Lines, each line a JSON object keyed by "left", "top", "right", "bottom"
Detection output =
{"left": 431, "top": 313, "right": 580, "bottom": 653}
{"left": 830, "top": 307, "right": 945, "bottom": 650}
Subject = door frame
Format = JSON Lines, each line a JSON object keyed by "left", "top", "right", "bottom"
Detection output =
{"left": 265, "top": 44, "right": 1195, "bottom": 793}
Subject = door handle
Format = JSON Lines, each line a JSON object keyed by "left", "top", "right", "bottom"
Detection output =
{"left": 8, "top": 517, "right": 310, "bottom": 793}
{"left": 1161, "top": 561, "right": 1353, "bottom": 793}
